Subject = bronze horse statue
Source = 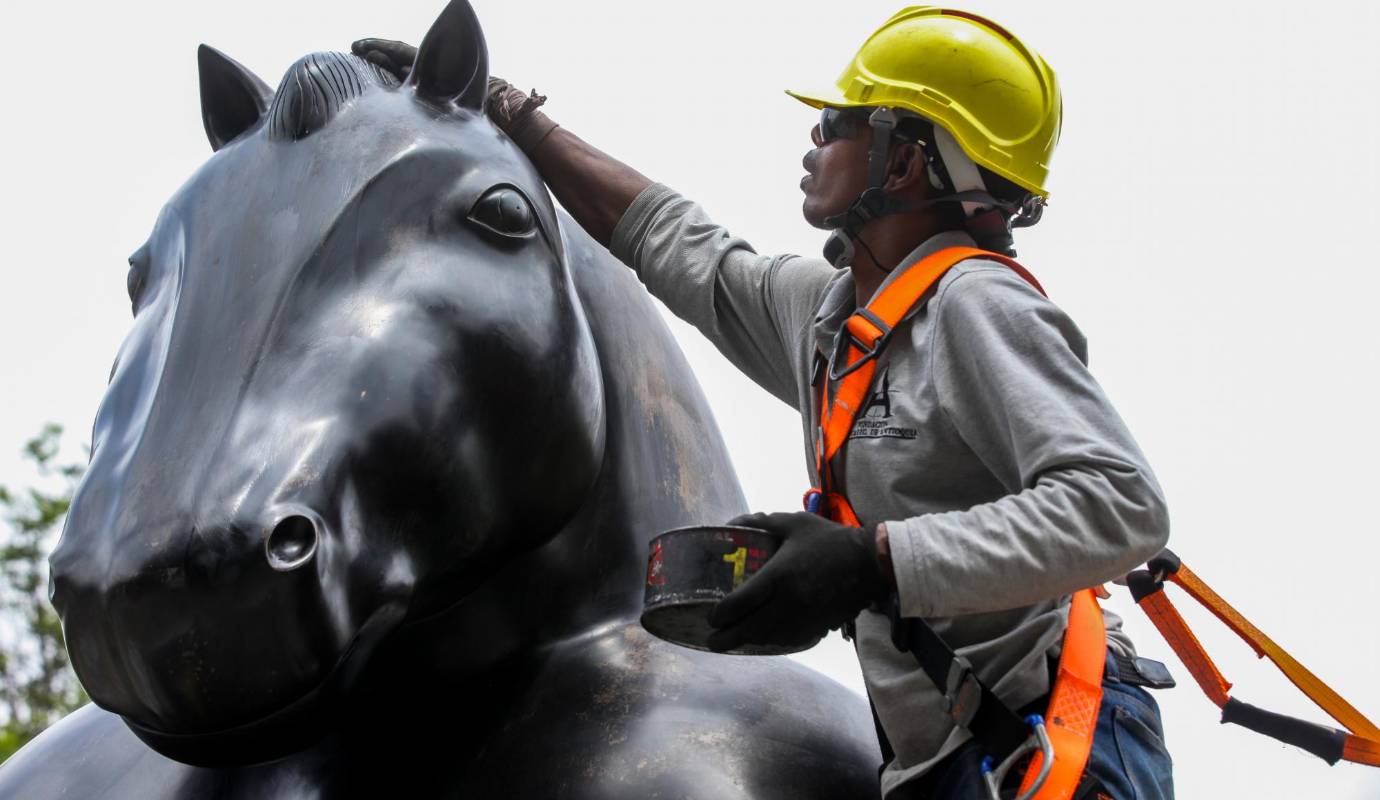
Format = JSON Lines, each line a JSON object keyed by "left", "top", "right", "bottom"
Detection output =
{"left": 0, "top": 2, "right": 879, "bottom": 796}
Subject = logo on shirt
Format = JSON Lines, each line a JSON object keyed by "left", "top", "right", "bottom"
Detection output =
{"left": 851, "top": 367, "right": 918, "bottom": 441}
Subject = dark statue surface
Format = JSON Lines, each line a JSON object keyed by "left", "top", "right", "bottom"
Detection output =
{"left": 0, "top": 1, "right": 880, "bottom": 797}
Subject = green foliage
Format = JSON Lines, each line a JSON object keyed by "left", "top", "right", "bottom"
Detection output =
{"left": 0, "top": 424, "right": 88, "bottom": 763}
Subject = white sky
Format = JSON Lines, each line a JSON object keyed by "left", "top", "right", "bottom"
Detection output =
{"left": 3, "top": 0, "right": 1380, "bottom": 796}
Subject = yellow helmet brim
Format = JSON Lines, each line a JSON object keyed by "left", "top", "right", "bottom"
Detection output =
{"left": 784, "top": 88, "right": 861, "bottom": 111}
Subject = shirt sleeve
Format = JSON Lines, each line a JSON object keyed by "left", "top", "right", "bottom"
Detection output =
{"left": 609, "top": 183, "right": 837, "bottom": 408}
{"left": 885, "top": 265, "right": 1171, "bottom": 618}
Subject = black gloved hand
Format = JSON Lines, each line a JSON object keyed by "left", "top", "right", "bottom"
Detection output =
{"left": 351, "top": 38, "right": 416, "bottom": 81}
{"left": 350, "top": 39, "right": 558, "bottom": 153}
{"left": 706, "top": 511, "right": 890, "bottom": 653}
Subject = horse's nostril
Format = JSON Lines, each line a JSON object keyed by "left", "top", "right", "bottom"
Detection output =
{"left": 265, "top": 515, "right": 319, "bottom": 572}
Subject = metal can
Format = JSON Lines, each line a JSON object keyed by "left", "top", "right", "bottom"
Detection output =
{"left": 640, "top": 525, "right": 817, "bottom": 655}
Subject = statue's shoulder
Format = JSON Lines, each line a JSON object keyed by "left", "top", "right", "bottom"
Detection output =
{"left": 0, "top": 705, "right": 349, "bottom": 799}
{"left": 0, "top": 705, "right": 198, "bottom": 798}
{"left": 0, "top": 628, "right": 882, "bottom": 800}
{"left": 453, "top": 623, "right": 882, "bottom": 800}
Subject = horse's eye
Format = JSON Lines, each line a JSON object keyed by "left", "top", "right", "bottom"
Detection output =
{"left": 127, "top": 242, "right": 151, "bottom": 315}
{"left": 467, "top": 186, "right": 536, "bottom": 240}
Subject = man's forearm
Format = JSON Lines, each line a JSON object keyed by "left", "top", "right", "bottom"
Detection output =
{"left": 527, "top": 128, "right": 653, "bottom": 248}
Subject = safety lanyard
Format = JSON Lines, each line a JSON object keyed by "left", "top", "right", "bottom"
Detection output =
{"left": 1129, "top": 550, "right": 1380, "bottom": 767}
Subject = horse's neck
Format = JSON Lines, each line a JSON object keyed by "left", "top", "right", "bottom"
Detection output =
{"left": 564, "top": 214, "right": 747, "bottom": 541}
{"left": 382, "top": 215, "right": 744, "bottom": 677}
{"left": 522, "top": 214, "right": 748, "bottom": 612}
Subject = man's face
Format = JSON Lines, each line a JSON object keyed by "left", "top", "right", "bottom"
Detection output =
{"left": 800, "top": 108, "right": 873, "bottom": 229}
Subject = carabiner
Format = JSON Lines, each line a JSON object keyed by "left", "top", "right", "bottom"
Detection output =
{"left": 980, "top": 715, "right": 1054, "bottom": 800}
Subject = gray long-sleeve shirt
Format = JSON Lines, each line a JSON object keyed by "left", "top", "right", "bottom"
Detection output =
{"left": 610, "top": 183, "right": 1170, "bottom": 796}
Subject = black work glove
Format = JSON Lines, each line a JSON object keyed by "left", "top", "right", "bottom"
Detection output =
{"left": 350, "top": 39, "right": 559, "bottom": 153}
{"left": 351, "top": 38, "right": 416, "bottom": 80}
{"left": 706, "top": 511, "right": 890, "bottom": 653}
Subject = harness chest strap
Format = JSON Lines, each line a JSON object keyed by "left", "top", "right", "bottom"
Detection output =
{"left": 806, "top": 246, "right": 1102, "bottom": 800}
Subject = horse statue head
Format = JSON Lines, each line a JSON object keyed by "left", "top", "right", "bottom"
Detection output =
{"left": 48, "top": 0, "right": 637, "bottom": 762}
{"left": 28, "top": 4, "right": 881, "bottom": 794}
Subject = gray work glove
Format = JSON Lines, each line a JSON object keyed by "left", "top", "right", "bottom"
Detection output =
{"left": 350, "top": 38, "right": 559, "bottom": 153}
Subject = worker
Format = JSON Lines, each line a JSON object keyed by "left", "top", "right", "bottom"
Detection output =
{"left": 356, "top": 6, "right": 1175, "bottom": 798}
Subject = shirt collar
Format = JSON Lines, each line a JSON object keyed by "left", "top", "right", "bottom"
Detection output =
{"left": 811, "top": 229, "right": 979, "bottom": 357}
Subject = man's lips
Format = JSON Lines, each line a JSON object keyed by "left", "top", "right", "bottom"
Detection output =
{"left": 801, "top": 149, "right": 819, "bottom": 193}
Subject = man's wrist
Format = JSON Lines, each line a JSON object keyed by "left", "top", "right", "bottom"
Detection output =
{"left": 509, "top": 113, "right": 560, "bottom": 155}
{"left": 874, "top": 522, "right": 896, "bottom": 588}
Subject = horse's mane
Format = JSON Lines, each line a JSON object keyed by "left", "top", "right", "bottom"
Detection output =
{"left": 267, "top": 52, "right": 399, "bottom": 142}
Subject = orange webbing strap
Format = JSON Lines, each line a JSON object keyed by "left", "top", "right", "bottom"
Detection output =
{"left": 1344, "top": 736, "right": 1380, "bottom": 767}
{"left": 828, "top": 493, "right": 863, "bottom": 527}
{"left": 1130, "top": 551, "right": 1380, "bottom": 767}
{"left": 1167, "top": 565, "right": 1380, "bottom": 740}
{"left": 1136, "top": 590, "right": 1233, "bottom": 708}
{"left": 813, "top": 246, "right": 1047, "bottom": 491}
{"left": 1018, "top": 589, "right": 1107, "bottom": 800}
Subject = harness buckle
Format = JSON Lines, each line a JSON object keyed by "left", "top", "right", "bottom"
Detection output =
{"left": 828, "top": 311, "right": 894, "bottom": 382}
{"left": 980, "top": 715, "right": 1055, "bottom": 800}
{"left": 944, "top": 655, "right": 982, "bottom": 730}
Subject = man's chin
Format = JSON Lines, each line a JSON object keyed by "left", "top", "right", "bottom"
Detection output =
{"left": 801, "top": 202, "right": 831, "bottom": 232}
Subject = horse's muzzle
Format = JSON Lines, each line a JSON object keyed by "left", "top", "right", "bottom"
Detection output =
{"left": 47, "top": 506, "right": 365, "bottom": 745}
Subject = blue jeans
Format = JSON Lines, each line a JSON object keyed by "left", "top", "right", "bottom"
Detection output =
{"left": 904, "top": 655, "right": 1175, "bottom": 800}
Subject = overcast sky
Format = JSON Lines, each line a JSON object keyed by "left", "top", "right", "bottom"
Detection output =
{"left": 3, "top": 0, "right": 1379, "bottom": 796}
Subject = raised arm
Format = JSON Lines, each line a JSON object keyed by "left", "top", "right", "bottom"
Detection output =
{"left": 524, "top": 128, "right": 649, "bottom": 247}
{"left": 353, "top": 40, "right": 651, "bottom": 246}
{"left": 485, "top": 77, "right": 656, "bottom": 246}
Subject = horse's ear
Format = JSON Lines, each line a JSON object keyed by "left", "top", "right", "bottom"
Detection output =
{"left": 407, "top": 0, "right": 489, "bottom": 111}
{"left": 198, "top": 45, "right": 273, "bottom": 151}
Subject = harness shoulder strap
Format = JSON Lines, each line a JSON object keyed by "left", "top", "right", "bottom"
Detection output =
{"left": 815, "top": 246, "right": 1048, "bottom": 505}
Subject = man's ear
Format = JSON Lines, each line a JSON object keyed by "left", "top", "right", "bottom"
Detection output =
{"left": 883, "top": 142, "right": 930, "bottom": 195}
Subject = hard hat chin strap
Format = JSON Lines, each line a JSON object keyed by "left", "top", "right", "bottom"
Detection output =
{"left": 822, "top": 108, "right": 1045, "bottom": 268}
{"left": 822, "top": 108, "right": 899, "bottom": 269}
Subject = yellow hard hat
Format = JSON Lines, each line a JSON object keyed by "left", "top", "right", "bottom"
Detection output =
{"left": 787, "top": 7, "right": 1061, "bottom": 197}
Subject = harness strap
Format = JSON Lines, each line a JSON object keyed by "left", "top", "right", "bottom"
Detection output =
{"left": 807, "top": 246, "right": 1104, "bottom": 798}
{"left": 1128, "top": 550, "right": 1380, "bottom": 767}
{"left": 814, "top": 247, "right": 1045, "bottom": 486}
{"left": 893, "top": 608, "right": 1036, "bottom": 759}
{"left": 1017, "top": 589, "right": 1107, "bottom": 800}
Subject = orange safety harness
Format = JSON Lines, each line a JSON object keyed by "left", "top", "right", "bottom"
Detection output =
{"left": 805, "top": 246, "right": 1380, "bottom": 798}
{"left": 804, "top": 246, "right": 1104, "bottom": 800}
